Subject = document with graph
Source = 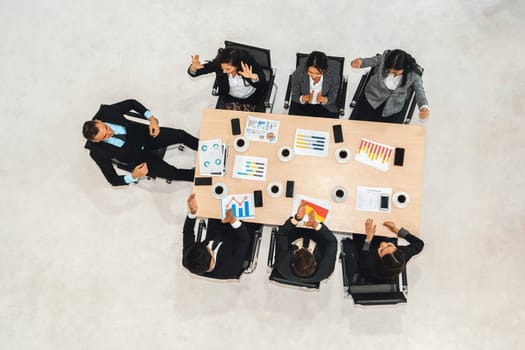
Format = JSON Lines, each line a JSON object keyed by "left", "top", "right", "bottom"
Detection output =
{"left": 220, "top": 194, "right": 255, "bottom": 219}
{"left": 232, "top": 155, "right": 268, "bottom": 181}
{"left": 354, "top": 138, "right": 394, "bottom": 172}
{"left": 244, "top": 116, "right": 280, "bottom": 143}
{"left": 294, "top": 129, "right": 329, "bottom": 157}
{"left": 198, "top": 138, "right": 228, "bottom": 176}
{"left": 292, "top": 194, "right": 331, "bottom": 225}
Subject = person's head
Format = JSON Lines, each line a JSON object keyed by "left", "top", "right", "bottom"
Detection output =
{"left": 384, "top": 49, "right": 418, "bottom": 85}
{"left": 82, "top": 120, "right": 113, "bottom": 142}
{"left": 183, "top": 242, "right": 214, "bottom": 275}
{"left": 374, "top": 242, "right": 406, "bottom": 279}
{"left": 214, "top": 47, "right": 252, "bottom": 75}
{"left": 291, "top": 248, "right": 317, "bottom": 277}
{"left": 305, "top": 51, "right": 328, "bottom": 82}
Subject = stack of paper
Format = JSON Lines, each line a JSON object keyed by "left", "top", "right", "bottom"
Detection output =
{"left": 198, "top": 138, "right": 228, "bottom": 176}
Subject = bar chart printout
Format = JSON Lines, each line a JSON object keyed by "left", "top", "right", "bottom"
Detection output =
{"left": 232, "top": 155, "right": 268, "bottom": 181}
{"left": 294, "top": 129, "right": 329, "bottom": 157}
{"left": 354, "top": 138, "right": 394, "bottom": 172}
{"left": 221, "top": 194, "right": 255, "bottom": 219}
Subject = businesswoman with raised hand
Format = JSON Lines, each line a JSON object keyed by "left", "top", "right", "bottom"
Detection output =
{"left": 188, "top": 47, "right": 266, "bottom": 112}
{"left": 350, "top": 49, "right": 429, "bottom": 123}
{"left": 289, "top": 51, "right": 340, "bottom": 118}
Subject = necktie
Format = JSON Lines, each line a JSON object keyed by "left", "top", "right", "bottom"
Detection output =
{"left": 113, "top": 133, "right": 126, "bottom": 142}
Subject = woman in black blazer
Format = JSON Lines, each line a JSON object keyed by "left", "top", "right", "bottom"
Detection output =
{"left": 188, "top": 47, "right": 266, "bottom": 112}
{"left": 289, "top": 51, "right": 340, "bottom": 118}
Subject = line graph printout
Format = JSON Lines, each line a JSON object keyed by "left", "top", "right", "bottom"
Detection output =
{"left": 232, "top": 155, "right": 268, "bottom": 181}
{"left": 355, "top": 138, "right": 394, "bottom": 172}
{"left": 220, "top": 194, "right": 255, "bottom": 219}
{"left": 294, "top": 129, "right": 329, "bottom": 157}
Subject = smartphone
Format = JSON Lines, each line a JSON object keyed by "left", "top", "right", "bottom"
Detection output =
{"left": 394, "top": 147, "right": 405, "bottom": 166}
{"left": 253, "top": 190, "right": 263, "bottom": 207}
{"left": 231, "top": 118, "right": 241, "bottom": 135}
{"left": 285, "top": 181, "right": 295, "bottom": 198}
{"left": 332, "top": 124, "right": 344, "bottom": 143}
{"left": 194, "top": 177, "right": 212, "bottom": 186}
{"left": 380, "top": 195, "right": 390, "bottom": 211}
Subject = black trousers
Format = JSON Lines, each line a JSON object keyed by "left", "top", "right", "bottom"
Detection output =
{"left": 289, "top": 101, "right": 339, "bottom": 118}
{"left": 142, "top": 127, "right": 199, "bottom": 182}
{"left": 350, "top": 94, "right": 406, "bottom": 124}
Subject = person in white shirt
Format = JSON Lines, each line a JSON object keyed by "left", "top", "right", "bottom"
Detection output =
{"left": 350, "top": 49, "right": 430, "bottom": 123}
{"left": 289, "top": 51, "right": 341, "bottom": 118}
{"left": 188, "top": 47, "right": 266, "bottom": 112}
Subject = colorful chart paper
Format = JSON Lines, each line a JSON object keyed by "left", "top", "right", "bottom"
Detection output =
{"left": 355, "top": 138, "right": 394, "bottom": 172}
{"left": 221, "top": 194, "right": 255, "bottom": 219}
{"left": 294, "top": 129, "right": 329, "bottom": 157}
{"left": 292, "top": 194, "right": 331, "bottom": 225}
{"left": 232, "top": 155, "right": 268, "bottom": 181}
{"left": 199, "top": 138, "right": 227, "bottom": 176}
{"left": 245, "top": 116, "right": 280, "bottom": 143}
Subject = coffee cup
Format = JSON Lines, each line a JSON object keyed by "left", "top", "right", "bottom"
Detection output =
{"left": 335, "top": 147, "right": 351, "bottom": 164}
{"left": 211, "top": 183, "right": 228, "bottom": 199}
{"left": 233, "top": 136, "right": 249, "bottom": 152}
{"left": 267, "top": 181, "right": 283, "bottom": 198}
{"left": 331, "top": 186, "right": 347, "bottom": 203}
{"left": 278, "top": 146, "right": 294, "bottom": 162}
{"left": 393, "top": 191, "right": 410, "bottom": 208}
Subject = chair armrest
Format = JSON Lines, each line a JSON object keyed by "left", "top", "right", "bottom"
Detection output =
{"left": 244, "top": 227, "right": 263, "bottom": 274}
{"left": 264, "top": 69, "right": 277, "bottom": 109}
{"left": 350, "top": 71, "right": 370, "bottom": 108}
{"left": 283, "top": 73, "right": 293, "bottom": 109}
{"left": 401, "top": 269, "right": 408, "bottom": 294}
{"left": 339, "top": 241, "right": 350, "bottom": 296}
{"left": 211, "top": 78, "right": 219, "bottom": 96}
{"left": 196, "top": 219, "right": 206, "bottom": 242}
{"left": 267, "top": 227, "right": 278, "bottom": 267}
{"left": 338, "top": 75, "right": 348, "bottom": 116}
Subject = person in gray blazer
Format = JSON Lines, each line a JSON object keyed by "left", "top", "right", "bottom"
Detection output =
{"left": 289, "top": 51, "right": 340, "bottom": 118}
{"left": 350, "top": 49, "right": 429, "bottom": 123}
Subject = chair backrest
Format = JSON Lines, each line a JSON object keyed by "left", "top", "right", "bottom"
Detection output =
{"left": 225, "top": 40, "right": 273, "bottom": 83}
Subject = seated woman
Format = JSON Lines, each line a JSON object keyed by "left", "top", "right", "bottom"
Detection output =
{"left": 357, "top": 218, "right": 424, "bottom": 282}
{"left": 188, "top": 47, "right": 266, "bottom": 112}
{"left": 289, "top": 51, "right": 340, "bottom": 118}
{"left": 350, "top": 49, "right": 429, "bottom": 123}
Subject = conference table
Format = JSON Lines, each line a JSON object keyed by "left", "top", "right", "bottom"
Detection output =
{"left": 193, "top": 108, "right": 426, "bottom": 237}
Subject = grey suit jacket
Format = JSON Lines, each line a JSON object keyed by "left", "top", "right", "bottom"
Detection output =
{"left": 361, "top": 50, "right": 428, "bottom": 117}
{"left": 291, "top": 66, "right": 340, "bottom": 113}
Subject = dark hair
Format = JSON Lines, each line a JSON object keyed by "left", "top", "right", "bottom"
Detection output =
{"left": 384, "top": 49, "right": 420, "bottom": 86}
{"left": 213, "top": 47, "right": 255, "bottom": 70}
{"left": 375, "top": 249, "right": 406, "bottom": 280}
{"left": 183, "top": 243, "right": 212, "bottom": 275}
{"left": 305, "top": 51, "right": 328, "bottom": 73}
{"left": 82, "top": 120, "right": 99, "bottom": 140}
{"left": 291, "top": 248, "right": 317, "bottom": 277}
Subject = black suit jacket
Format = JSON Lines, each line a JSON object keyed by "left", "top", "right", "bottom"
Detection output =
{"left": 84, "top": 99, "right": 154, "bottom": 186}
{"left": 183, "top": 217, "right": 250, "bottom": 280}
{"left": 358, "top": 228, "right": 424, "bottom": 282}
{"left": 274, "top": 218, "right": 337, "bottom": 283}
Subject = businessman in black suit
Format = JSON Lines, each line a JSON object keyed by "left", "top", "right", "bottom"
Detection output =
{"left": 358, "top": 218, "right": 424, "bottom": 282}
{"left": 82, "top": 99, "right": 198, "bottom": 186}
{"left": 274, "top": 202, "right": 338, "bottom": 283}
{"left": 183, "top": 194, "right": 258, "bottom": 280}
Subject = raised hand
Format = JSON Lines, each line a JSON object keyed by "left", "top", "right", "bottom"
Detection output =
{"left": 383, "top": 221, "right": 400, "bottom": 234}
{"left": 187, "top": 193, "right": 198, "bottom": 214}
{"left": 222, "top": 208, "right": 236, "bottom": 224}
{"left": 190, "top": 54, "right": 204, "bottom": 72}
{"left": 295, "top": 201, "right": 306, "bottom": 221}
{"left": 304, "top": 210, "right": 318, "bottom": 228}
{"left": 239, "top": 61, "right": 258, "bottom": 80}
{"left": 301, "top": 90, "right": 314, "bottom": 104}
{"left": 365, "top": 218, "right": 376, "bottom": 242}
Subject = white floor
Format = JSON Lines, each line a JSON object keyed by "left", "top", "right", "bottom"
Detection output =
{"left": 1, "top": 0, "right": 524, "bottom": 349}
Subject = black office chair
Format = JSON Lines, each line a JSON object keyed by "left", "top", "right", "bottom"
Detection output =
{"left": 349, "top": 55, "right": 424, "bottom": 124}
{"left": 212, "top": 40, "right": 277, "bottom": 113}
{"left": 340, "top": 237, "right": 408, "bottom": 305}
{"left": 283, "top": 52, "right": 348, "bottom": 117}
{"left": 196, "top": 219, "right": 263, "bottom": 277}
{"left": 266, "top": 227, "right": 320, "bottom": 290}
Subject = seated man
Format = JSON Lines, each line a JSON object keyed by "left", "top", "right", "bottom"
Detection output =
{"left": 358, "top": 218, "right": 424, "bottom": 282}
{"left": 82, "top": 99, "right": 198, "bottom": 186}
{"left": 183, "top": 193, "right": 256, "bottom": 279}
{"left": 274, "top": 203, "right": 338, "bottom": 283}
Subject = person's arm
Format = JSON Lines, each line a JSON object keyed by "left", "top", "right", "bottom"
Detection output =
{"left": 187, "top": 59, "right": 215, "bottom": 77}
{"left": 239, "top": 61, "right": 264, "bottom": 87}
{"left": 311, "top": 224, "right": 338, "bottom": 279}
{"left": 324, "top": 71, "right": 341, "bottom": 106}
{"left": 183, "top": 193, "right": 199, "bottom": 255}
{"left": 412, "top": 75, "right": 430, "bottom": 119}
{"left": 91, "top": 152, "right": 128, "bottom": 187}
{"left": 398, "top": 227, "right": 424, "bottom": 262}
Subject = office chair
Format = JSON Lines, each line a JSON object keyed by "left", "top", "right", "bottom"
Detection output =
{"left": 284, "top": 52, "right": 348, "bottom": 117}
{"left": 266, "top": 227, "right": 321, "bottom": 290}
{"left": 340, "top": 237, "right": 408, "bottom": 305}
{"left": 212, "top": 40, "right": 277, "bottom": 113}
{"left": 349, "top": 54, "right": 424, "bottom": 124}
{"left": 196, "top": 219, "right": 263, "bottom": 277}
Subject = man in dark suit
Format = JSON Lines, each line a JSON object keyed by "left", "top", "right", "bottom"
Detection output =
{"left": 358, "top": 218, "right": 424, "bottom": 282}
{"left": 182, "top": 193, "right": 257, "bottom": 280}
{"left": 82, "top": 99, "right": 198, "bottom": 186}
{"left": 274, "top": 202, "right": 338, "bottom": 283}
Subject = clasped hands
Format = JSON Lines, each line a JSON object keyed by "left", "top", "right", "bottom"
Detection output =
{"left": 295, "top": 202, "right": 319, "bottom": 228}
{"left": 186, "top": 193, "right": 237, "bottom": 225}
{"left": 301, "top": 90, "right": 327, "bottom": 104}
